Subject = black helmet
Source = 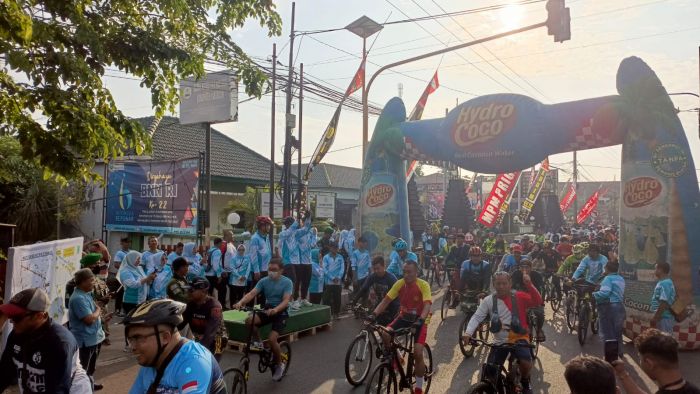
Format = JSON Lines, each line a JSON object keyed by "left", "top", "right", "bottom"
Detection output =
{"left": 122, "top": 299, "right": 186, "bottom": 328}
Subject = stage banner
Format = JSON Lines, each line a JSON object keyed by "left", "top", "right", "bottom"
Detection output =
{"left": 106, "top": 158, "right": 199, "bottom": 235}
{"left": 478, "top": 172, "right": 521, "bottom": 227}
{"left": 4, "top": 237, "right": 83, "bottom": 326}
{"left": 560, "top": 182, "right": 577, "bottom": 212}
{"left": 518, "top": 158, "right": 549, "bottom": 221}
{"left": 576, "top": 189, "right": 602, "bottom": 224}
{"left": 406, "top": 70, "right": 440, "bottom": 180}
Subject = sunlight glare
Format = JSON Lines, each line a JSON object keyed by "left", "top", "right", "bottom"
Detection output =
{"left": 498, "top": 4, "right": 524, "bottom": 30}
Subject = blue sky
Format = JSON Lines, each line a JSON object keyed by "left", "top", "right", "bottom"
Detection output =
{"left": 105, "top": 0, "right": 700, "bottom": 182}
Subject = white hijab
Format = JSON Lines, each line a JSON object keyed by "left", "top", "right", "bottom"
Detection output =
{"left": 117, "top": 250, "right": 146, "bottom": 284}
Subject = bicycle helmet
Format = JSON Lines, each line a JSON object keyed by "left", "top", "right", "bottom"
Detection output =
{"left": 511, "top": 244, "right": 523, "bottom": 253}
{"left": 394, "top": 239, "right": 408, "bottom": 251}
{"left": 256, "top": 215, "right": 273, "bottom": 227}
{"left": 469, "top": 246, "right": 482, "bottom": 256}
{"left": 122, "top": 299, "right": 187, "bottom": 366}
{"left": 464, "top": 233, "right": 475, "bottom": 243}
{"left": 543, "top": 240, "right": 553, "bottom": 248}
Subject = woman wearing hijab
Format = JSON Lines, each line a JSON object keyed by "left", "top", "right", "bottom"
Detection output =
{"left": 183, "top": 242, "right": 205, "bottom": 280}
{"left": 226, "top": 244, "right": 252, "bottom": 308}
{"left": 149, "top": 251, "right": 173, "bottom": 300}
{"left": 117, "top": 251, "right": 154, "bottom": 313}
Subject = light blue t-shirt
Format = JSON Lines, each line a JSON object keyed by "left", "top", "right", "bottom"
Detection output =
{"left": 593, "top": 273, "right": 625, "bottom": 304}
{"left": 351, "top": 249, "right": 371, "bottom": 281}
{"left": 651, "top": 277, "right": 676, "bottom": 319}
{"left": 120, "top": 268, "right": 148, "bottom": 304}
{"left": 141, "top": 250, "right": 159, "bottom": 274}
{"left": 572, "top": 254, "right": 608, "bottom": 284}
{"left": 278, "top": 221, "right": 300, "bottom": 265}
{"left": 310, "top": 261, "right": 324, "bottom": 294}
{"left": 248, "top": 232, "right": 271, "bottom": 273}
{"left": 129, "top": 340, "right": 225, "bottom": 394}
{"left": 206, "top": 247, "right": 223, "bottom": 277}
{"left": 227, "top": 254, "right": 252, "bottom": 286}
{"left": 323, "top": 253, "right": 345, "bottom": 285}
{"left": 68, "top": 288, "right": 105, "bottom": 347}
{"left": 387, "top": 251, "right": 417, "bottom": 278}
{"left": 254, "top": 276, "right": 293, "bottom": 308}
{"left": 167, "top": 251, "right": 182, "bottom": 265}
{"left": 111, "top": 248, "right": 133, "bottom": 274}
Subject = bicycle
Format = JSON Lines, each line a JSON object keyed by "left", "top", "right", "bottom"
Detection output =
{"left": 526, "top": 309, "right": 542, "bottom": 359}
{"left": 426, "top": 255, "right": 444, "bottom": 287}
{"left": 457, "top": 291, "right": 490, "bottom": 358}
{"left": 563, "top": 286, "right": 578, "bottom": 332}
{"left": 574, "top": 282, "right": 599, "bottom": 346}
{"left": 344, "top": 304, "right": 385, "bottom": 386}
{"left": 466, "top": 339, "right": 536, "bottom": 394}
{"left": 364, "top": 322, "right": 434, "bottom": 394}
{"left": 223, "top": 307, "right": 292, "bottom": 393}
{"left": 439, "top": 268, "right": 461, "bottom": 321}
{"left": 541, "top": 272, "right": 561, "bottom": 313}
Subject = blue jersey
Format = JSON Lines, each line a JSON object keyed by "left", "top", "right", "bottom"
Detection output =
{"left": 151, "top": 265, "right": 173, "bottom": 300}
{"left": 227, "top": 254, "right": 252, "bottom": 286}
{"left": 205, "top": 247, "right": 223, "bottom": 277}
{"left": 572, "top": 254, "right": 608, "bottom": 284}
{"left": 593, "top": 273, "right": 625, "bottom": 304}
{"left": 351, "top": 249, "right": 371, "bottom": 281}
{"left": 309, "top": 261, "right": 324, "bottom": 294}
{"left": 296, "top": 220, "right": 314, "bottom": 264}
{"left": 278, "top": 221, "right": 300, "bottom": 265}
{"left": 323, "top": 253, "right": 345, "bottom": 285}
{"left": 387, "top": 251, "right": 417, "bottom": 278}
{"left": 141, "top": 250, "right": 159, "bottom": 274}
{"left": 129, "top": 340, "right": 226, "bottom": 394}
{"left": 167, "top": 251, "right": 182, "bottom": 265}
{"left": 651, "top": 277, "right": 676, "bottom": 319}
{"left": 254, "top": 276, "right": 293, "bottom": 308}
{"left": 248, "top": 231, "right": 271, "bottom": 273}
{"left": 68, "top": 288, "right": 105, "bottom": 347}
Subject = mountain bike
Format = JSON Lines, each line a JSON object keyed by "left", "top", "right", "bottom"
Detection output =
{"left": 223, "top": 307, "right": 292, "bottom": 393}
{"left": 426, "top": 255, "right": 444, "bottom": 287}
{"left": 457, "top": 291, "right": 490, "bottom": 358}
{"left": 574, "top": 282, "right": 599, "bottom": 346}
{"left": 541, "top": 272, "right": 561, "bottom": 313}
{"left": 526, "top": 309, "right": 542, "bottom": 359}
{"left": 564, "top": 286, "right": 578, "bottom": 332}
{"left": 344, "top": 305, "right": 385, "bottom": 386}
{"left": 439, "top": 268, "right": 461, "bottom": 321}
{"left": 467, "top": 339, "right": 536, "bottom": 394}
{"left": 365, "top": 323, "right": 434, "bottom": 393}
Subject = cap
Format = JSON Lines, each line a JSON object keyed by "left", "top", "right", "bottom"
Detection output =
{"left": 80, "top": 253, "right": 102, "bottom": 268}
{"left": 0, "top": 288, "right": 50, "bottom": 317}
{"left": 189, "top": 277, "right": 210, "bottom": 290}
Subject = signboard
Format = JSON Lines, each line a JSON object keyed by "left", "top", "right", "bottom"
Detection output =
{"left": 180, "top": 71, "right": 238, "bottom": 125}
{"left": 312, "top": 192, "right": 335, "bottom": 220}
{"left": 260, "top": 192, "right": 284, "bottom": 219}
{"left": 4, "top": 237, "right": 83, "bottom": 326}
{"left": 106, "top": 158, "right": 199, "bottom": 235}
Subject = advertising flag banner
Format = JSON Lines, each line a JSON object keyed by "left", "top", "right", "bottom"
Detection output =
{"left": 478, "top": 171, "right": 521, "bottom": 227}
{"left": 560, "top": 182, "right": 577, "bottom": 212}
{"left": 406, "top": 71, "right": 440, "bottom": 180}
{"left": 346, "top": 57, "right": 366, "bottom": 96}
{"left": 106, "top": 158, "right": 200, "bottom": 235}
{"left": 496, "top": 172, "right": 523, "bottom": 226}
{"left": 576, "top": 188, "right": 603, "bottom": 224}
{"left": 518, "top": 158, "right": 550, "bottom": 221}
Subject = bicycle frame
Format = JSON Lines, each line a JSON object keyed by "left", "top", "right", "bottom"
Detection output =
{"left": 374, "top": 324, "right": 417, "bottom": 389}
{"left": 470, "top": 339, "right": 532, "bottom": 393}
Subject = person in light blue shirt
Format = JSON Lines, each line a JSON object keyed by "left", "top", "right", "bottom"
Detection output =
{"left": 345, "top": 228, "right": 356, "bottom": 256}
{"left": 182, "top": 242, "right": 205, "bottom": 280}
{"left": 118, "top": 251, "right": 154, "bottom": 310}
{"left": 351, "top": 236, "right": 371, "bottom": 288}
{"left": 387, "top": 239, "right": 414, "bottom": 279}
{"left": 322, "top": 241, "right": 344, "bottom": 317}
{"left": 110, "top": 237, "right": 134, "bottom": 316}
{"left": 226, "top": 244, "right": 252, "bottom": 308}
{"left": 147, "top": 251, "right": 170, "bottom": 300}
{"left": 166, "top": 242, "right": 184, "bottom": 265}
{"left": 292, "top": 213, "right": 314, "bottom": 308}
{"left": 205, "top": 238, "right": 227, "bottom": 307}
{"left": 650, "top": 261, "right": 677, "bottom": 334}
{"left": 572, "top": 243, "right": 608, "bottom": 284}
{"left": 69, "top": 268, "right": 106, "bottom": 386}
{"left": 141, "top": 236, "right": 160, "bottom": 274}
{"left": 278, "top": 216, "right": 300, "bottom": 268}
{"left": 309, "top": 249, "right": 324, "bottom": 304}
{"left": 593, "top": 260, "right": 626, "bottom": 357}
{"left": 249, "top": 216, "right": 273, "bottom": 277}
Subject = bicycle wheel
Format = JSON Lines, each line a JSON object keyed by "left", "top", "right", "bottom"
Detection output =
{"left": 422, "top": 344, "right": 434, "bottom": 393}
{"left": 365, "top": 363, "right": 397, "bottom": 394}
{"left": 578, "top": 304, "right": 589, "bottom": 346}
{"left": 222, "top": 367, "right": 246, "bottom": 394}
{"left": 344, "top": 332, "right": 374, "bottom": 386}
{"left": 433, "top": 264, "right": 443, "bottom": 287}
{"left": 565, "top": 296, "right": 577, "bottom": 332}
{"left": 527, "top": 313, "right": 539, "bottom": 359}
{"left": 279, "top": 341, "right": 292, "bottom": 377}
{"left": 591, "top": 313, "right": 599, "bottom": 334}
{"left": 467, "top": 381, "right": 497, "bottom": 394}
{"left": 550, "top": 285, "right": 561, "bottom": 313}
{"left": 440, "top": 290, "right": 452, "bottom": 321}
{"left": 459, "top": 315, "right": 476, "bottom": 358}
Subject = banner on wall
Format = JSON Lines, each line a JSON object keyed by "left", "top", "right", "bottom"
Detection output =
{"left": 4, "top": 237, "right": 83, "bottom": 325}
{"left": 478, "top": 171, "right": 521, "bottom": 227}
{"left": 560, "top": 182, "right": 577, "bottom": 212}
{"left": 106, "top": 158, "right": 199, "bottom": 235}
{"left": 576, "top": 188, "right": 604, "bottom": 224}
{"left": 518, "top": 158, "right": 550, "bottom": 221}
{"left": 406, "top": 70, "right": 440, "bottom": 180}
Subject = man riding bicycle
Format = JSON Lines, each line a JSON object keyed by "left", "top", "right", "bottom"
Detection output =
{"left": 233, "top": 259, "right": 292, "bottom": 381}
{"left": 511, "top": 257, "right": 546, "bottom": 342}
{"left": 459, "top": 246, "right": 491, "bottom": 297}
{"left": 462, "top": 271, "right": 543, "bottom": 394}
{"left": 499, "top": 244, "right": 524, "bottom": 273}
{"left": 351, "top": 256, "right": 399, "bottom": 325}
{"left": 558, "top": 242, "right": 588, "bottom": 294}
{"left": 566, "top": 243, "right": 608, "bottom": 315}
{"left": 445, "top": 234, "right": 470, "bottom": 290}
{"left": 387, "top": 239, "right": 416, "bottom": 279}
{"left": 124, "top": 299, "right": 226, "bottom": 393}
{"left": 540, "top": 240, "right": 563, "bottom": 299}
{"left": 370, "top": 260, "right": 431, "bottom": 394}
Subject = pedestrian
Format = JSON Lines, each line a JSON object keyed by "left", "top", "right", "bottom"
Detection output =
{"left": 0, "top": 288, "right": 92, "bottom": 393}
{"left": 249, "top": 216, "right": 274, "bottom": 306}
{"left": 322, "top": 240, "right": 344, "bottom": 318}
{"left": 651, "top": 262, "right": 677, "bottom": 334}
{"left": 205, "top": 237, "right": 227, "bottom": 306}
{"left": 141, "top": 235, "right": 160, "bottom": 274}
{"left": 110, "top": 236, "right": 133, "bottom": 317}
{"left": 227, "top": 243, "right": 252, "bottom": 308}
{"left": 180, "top": 278, "right": 228, "bottom": 362}
{"left": 564, "top": 355, "right": 618, "bottom": 394}
{"left": 167, "top": 241, "right": 184, "bottom": 265}
{"left": 309, "top": 248, "right": 324, "bottom": 304}
{"left": 278, "top": 216, "right": 300, "bottom": 296}
{"left": 296, "top": 212, "right": 315, "bottom": 307}
{"left": 82, "top": 254, "right": 113, "bottom": 345}
{"left": 118, "top": 250, "right": 155, "bottom": 350}
{"left": 148, "top": 250, "right": 172, "bottom": 300}
{"left": 167, "top": 257, "right": 191, "bottom": 303}
{"left": 68, "top": 268, "right": 106, "bottom": 390}
{"left": 182, "top": 241, "right": 204, "bottom": 280}
{"left": 613, "top": 328, "right": 700, "bottom": 394}
{"left": 351, "top": 236, "right": 371, "bottom": 300}
{"left": 593, "top": 260, "right": 626, "bottom": 358}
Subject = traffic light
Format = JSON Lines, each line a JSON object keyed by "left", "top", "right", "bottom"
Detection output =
{"left": 546, "top": 0, "right": 571, "bottom": 43}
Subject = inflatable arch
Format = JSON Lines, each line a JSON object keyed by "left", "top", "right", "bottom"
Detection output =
{"left": 360, "top": 57, "right": 700, "bottom": 348}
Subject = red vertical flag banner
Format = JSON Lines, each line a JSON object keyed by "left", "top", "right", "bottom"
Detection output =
{"left": 345, "top": 57, "right": 366, "bottom": 96}
{"left": 478, "top": 171, "right": 521, "bottom": 227}
{"left": 576, "top": 188, "right": 606, "bottom": 224}
{"left": 559, "top": 182, "right": 577, "bottom": 212}
{"left": 406, "top": 71, "right": 440, "bottom": 180}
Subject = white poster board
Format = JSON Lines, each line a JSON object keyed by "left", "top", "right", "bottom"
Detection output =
{"left": 180, "top": 71, "right": 238, "bottom": 124}
{"left": 260, "top": 192, "right": 284, "bottom": 219}
{"left": 312, "top": 192, "right": 336, "bottom": 220}
{"left": 4, "top": 237, "right": 83, "bottom": 324}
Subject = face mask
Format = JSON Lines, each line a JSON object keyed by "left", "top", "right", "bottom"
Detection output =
{"left": 268, "top": 271, "right": 280, "bottom": 280}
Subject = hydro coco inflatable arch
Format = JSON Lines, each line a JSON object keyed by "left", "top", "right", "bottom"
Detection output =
{"left": 359, "top": 57, "right": 700, "bottom": 348}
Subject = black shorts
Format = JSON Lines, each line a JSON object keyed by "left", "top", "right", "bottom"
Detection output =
{"left": 256, "top": 310, "right": 289, "bottom": 333}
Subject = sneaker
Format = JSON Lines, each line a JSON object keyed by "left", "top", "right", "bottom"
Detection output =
{"left": 251, "top": 341, "right": 265, "bottom": 351}
{"left": 272, "top": 363, "right": 285, "bottom": 381}
{"left": 301, "top": 299, "right": 313, "bottom": 307}
{"left": 289, "top": 301, "right": 300, "bottom": 311}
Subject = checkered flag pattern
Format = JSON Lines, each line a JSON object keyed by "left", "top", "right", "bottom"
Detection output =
{"left": 568, "top": 118, "right": 614, "bottom": 150}
{"left": 623, "top": 316, "right": 700, "bottom": 350}
{"left": 401, "top": 136, "right": 432, "bottom": 161}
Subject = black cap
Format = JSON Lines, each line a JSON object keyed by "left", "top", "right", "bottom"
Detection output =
{"left": 189, "top": 277, "right": 210, "bottom": 290}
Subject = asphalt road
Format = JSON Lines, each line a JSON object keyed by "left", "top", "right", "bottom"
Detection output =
{"left": 91, "top": 288, "right": 700, "bottom": 393}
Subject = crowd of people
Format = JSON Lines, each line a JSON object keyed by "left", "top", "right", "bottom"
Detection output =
{"left": 0, "top": 220, "right": 697, "bottom": 393}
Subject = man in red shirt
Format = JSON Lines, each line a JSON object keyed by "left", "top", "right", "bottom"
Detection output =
{"left": 556, "top": 235, "right": 574, "bottom": 259}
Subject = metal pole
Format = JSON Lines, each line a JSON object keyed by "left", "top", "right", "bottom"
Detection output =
{"left": 573, "top": 150, "right": 578, "bottom": 222}
{"left": 361, "top": 21, "right": 548, "bottom": 160}
{"left": 206, "top": 122, "right": 211, "bottom": 245}
{"left": 297, "top": 63, "right": 303, "bottom": 217}
{"left": 283, "top": 2, "right": 296, "bottom": 216}
{"left": 361, "top": 36, "right": 367, "bottom": 166}
{"left": 270, "top": 43, "right": 277, "bottom": 224}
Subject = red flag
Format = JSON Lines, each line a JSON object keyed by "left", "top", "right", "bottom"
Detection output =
{"left": 576, "top": 189, "right": 605, "bottom": 224}
{"left": 346, "top": 57, "right": 366, "bottom": 96}
{"left": 477, "top": 172, "right": 521, "bottom": 227}
{"left": 559, "top": 183, "right": 577, "bottom": 212}
{"left": 406, "top": 71, "right": 440, "bottom": 180}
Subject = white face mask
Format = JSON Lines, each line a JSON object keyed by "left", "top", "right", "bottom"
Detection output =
{"left": 268, "top": 271, "right": 281, "bottom": 280}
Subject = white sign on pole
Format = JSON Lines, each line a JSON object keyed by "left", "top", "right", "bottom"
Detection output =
{"left": 180, "top": 71, "right": 238, "bottom": 125}
{"left": 4, "top": 237, "right": 83, "bottom": 325}
{"left": 312, "top": 192, "right": 336, "bottom": 220}
{"left": 260, "top": 192, "right": 284, "bottom": 219}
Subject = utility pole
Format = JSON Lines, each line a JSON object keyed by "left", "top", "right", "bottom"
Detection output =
{"left": 573, "top": 150, "right": 578, "bottom": 221}
{"left": 297, "top": 63, "right": 304, "bottom": 217}
{"left": 269, "top": 43, "right": 277, "bottom": 242}
{"left": 283, "top": 2, "right": 296, "bottom": 217}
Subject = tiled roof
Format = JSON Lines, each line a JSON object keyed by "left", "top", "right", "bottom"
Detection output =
{"left": 291, "top": 163, "right": 361, "bottom": 190}
{"left": 135, "top": 116, "right": 289, "bottom": 183}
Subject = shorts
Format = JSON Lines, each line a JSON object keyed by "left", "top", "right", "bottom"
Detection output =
{"left": 256, "top": 308, "right": 289, "bottom": 333}
{"left": 487, "top": 339, "right": 532, "bottom": 365}
{"left": 388, "top": 315, "right": 428, "bottom": 345}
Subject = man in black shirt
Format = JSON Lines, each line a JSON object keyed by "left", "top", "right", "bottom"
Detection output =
{"left": 352, "top": 257, "right": 399, "bottom": 325}
{"left": 511, "top": 257, "right": 546, "bottom": 341}
{"left": 613, "top": 328, "right": 700, "bottom": 394}
{"left": 179, "top": 278, "right": 227, "bottom": 361}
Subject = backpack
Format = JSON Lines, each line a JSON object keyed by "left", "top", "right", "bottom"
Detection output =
{"left": 489, "top": 291, "right": 527, "bottom": 335}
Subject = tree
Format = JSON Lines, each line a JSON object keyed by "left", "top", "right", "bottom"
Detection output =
{"left": 219, "top": 187, "right": 260, "bottom": 232}
{"left": 0, "top": 1, "right": 282, "bottom": 180}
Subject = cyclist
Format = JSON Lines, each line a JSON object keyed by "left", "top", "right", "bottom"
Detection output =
{"left": 458, "top": 246, "right": 491, "bottom": 309}
{"left": 387, "top": 239, "right": 417, "bottom": 279}
{"left": 511, "top": 257, "right": 546, "bottom": 342}
{"left": 499, "top": 244, "right": 524, "bottom": 273}
{"left": 179, "top": 278, "right": 227, "bottom": 362}
{"left": 124, "top": 299, "right": 226, "bottom": 393}
{"left": 540, "top": 240, "right": 563, "bottom": 300}
{"left": 370, "top": 259, "right": 431, "bottom": 394}
{"left": 352, "top": 256, "right": 399, "bottom": 325}
{"left": 462, "top": 271, "right": 543, "bottom": 394}
{"left": 558, "top": 242, "right": 588, "bottom": 294}
{"left": 571, "top": 243, "right": 608, "bottom": 285}
{"left": 482, "top": 232, "right": 497, "bottom": 256}
{"left": 233, "top": 258, "right": 292, "bottom": 381}
{"left": 445, "top": 234, "right": 470, "bottom": 291}
{"left": 556, "top": 235, "right": 573, "bottom": 259}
